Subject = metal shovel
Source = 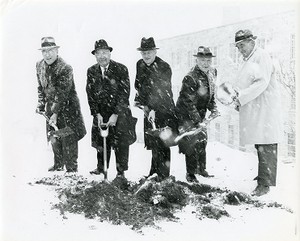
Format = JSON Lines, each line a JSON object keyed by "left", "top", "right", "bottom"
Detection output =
{"left": 39, "top": 112, "right": 74, "bottom": 140}
{"left": 99, "top": 123, "right": 109, "bottom": 180}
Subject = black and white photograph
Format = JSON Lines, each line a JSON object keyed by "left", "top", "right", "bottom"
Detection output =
{"left": 0, "top": 0, "right": 299, "bottom": 240}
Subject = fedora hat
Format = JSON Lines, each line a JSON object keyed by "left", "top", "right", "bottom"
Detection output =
{"left": 38, "top": 37, "right": 60, "bottom": 50}
{"left": 137, "top": 37, "right": 159, "bottom": 51}
{"left": 235, "top": 29, "right": 257, "bottom": 44}
{"left": 91, "top": 39, "right": 113, "bottom": 55}
{"left": 193, "top": 46, "right": 215, "bottom": 57}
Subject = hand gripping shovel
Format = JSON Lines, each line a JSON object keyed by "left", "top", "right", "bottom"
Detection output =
{"left": 39, "top": 112, "right": 74, "bottom": 141}
{"left": 99, "top": 123, "right": 109, "bottom": 181}
{"left": 216, "top": 82, "right": 238, "bottom": 106}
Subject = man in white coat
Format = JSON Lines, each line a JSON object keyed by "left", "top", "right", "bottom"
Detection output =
{"left": 233, "top": 29, "right": 283, "bottom": 196}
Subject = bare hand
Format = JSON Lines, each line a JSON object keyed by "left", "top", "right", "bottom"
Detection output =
{"left": 147, "top": 110, "right": 155, "bottom": 123}
{"left": 233, "top": 99, "right": 241, "bottom": 112}
{"left": 49, "top": 113, "right": 57, "bottom": 126}
{"left": 107, "top": 114, "right": 118, "bottom": 126}
{"left": 35, "top": 107, "right": 43, "bottom": 114}
{"left": 197, "top": 122, "right": 207, "bottom": 130}
{"left": 97, "top": 113, "right": 104, "bottom": 128}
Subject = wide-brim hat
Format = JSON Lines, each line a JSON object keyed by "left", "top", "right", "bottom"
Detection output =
{"left": 235, "top": 29, "right": 257, "bottom": 45}
{"left": 91, "top": 39, "right": 113, "bottom": 55}
{"left": 38, "top": 37, "right": 60, "bottom": 50}
{"left": 137, "top": 37, "right": 159, "bottom": 51}
{"left": 193, "top": 46, "right": 215, "bottom": 57}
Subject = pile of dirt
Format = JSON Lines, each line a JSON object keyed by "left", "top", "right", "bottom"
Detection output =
{"left": 34, "top": 174, "right": 293, "bottom": 231}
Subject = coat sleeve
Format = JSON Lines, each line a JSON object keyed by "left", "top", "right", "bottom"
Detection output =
{"left": 86, "top": 68, "right": 99, "bottom": 116}
{"left": 238, "top": 51, "right": 274, "bottom": 106}
{"left": 207, "top": 93, "right": 219, "bottom": 114}
{"left": 134, "top": 62, "right": 147, "bottom": 106}
{"left": 36, "top": 62, "right": 46, "bottom": 111}
{"left": 51, "top": 65, "right": 74, "bottom": 114}
{"left": 115, "top": 65, "right": 130, "bottom": 114}
{"left": 162, "top": 64, "right": 173, "bottom": 99}
{"left": 177, "top": 75, "right": 201, "bottom": 124}
{"left": 207, "top": 69, "right": 219, "bottom": 115}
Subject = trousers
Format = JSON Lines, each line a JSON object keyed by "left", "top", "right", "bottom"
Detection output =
{"left": 97, "top": 143, "right": 129, "bottom": 174}
{"left": 51, "top": 134, "right": 78, "bottom": 172}
{"left": 254, "top": 143, "right": 278, "bottom": 186}
{"left": 148, "top": 147, "right": 171, "bottom": 179}
{"left": 185, "top": 140, "right": 207, "bottom": 175}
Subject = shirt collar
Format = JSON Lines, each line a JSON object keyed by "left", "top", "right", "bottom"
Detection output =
{"left": 100, "top": 64, "right": 109, "bottom": 71}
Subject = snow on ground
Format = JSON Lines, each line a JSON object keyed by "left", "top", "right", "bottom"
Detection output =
{"left": 0, "top": 124, "right": 298, "bottom": 241}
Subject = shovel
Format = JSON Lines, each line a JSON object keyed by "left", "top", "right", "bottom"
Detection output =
{"left": 160, "top": 112, "right": 221, "bottom": 147}
{"left": 39, "top": 112, "right": 74, "bottom": 140}
{"left": 99, "top": 123, "right": 109, "bottom": 180}
{"left": 216, "top": 82, "right": 238, "bottom": 106}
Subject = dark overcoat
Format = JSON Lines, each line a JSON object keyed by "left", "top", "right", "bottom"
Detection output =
{"left": 134, "top": 56, "right": 177, "bottom": 149}
{"left": 36, "top": 56, "right": 86, "bottom": 141}
{"left": 86, "top": 60, "right": 136, "bottom": 149}
{"left": 175, "top": 65, "right": 218, "bottom": 154}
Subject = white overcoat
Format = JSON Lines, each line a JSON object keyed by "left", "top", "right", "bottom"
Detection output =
{"left": 235, "top": 46, "right": 283, "bottom": 146}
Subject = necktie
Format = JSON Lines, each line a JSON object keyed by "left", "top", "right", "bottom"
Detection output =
{"left": 102, "top": 67, "right": 107, "bottom": 78}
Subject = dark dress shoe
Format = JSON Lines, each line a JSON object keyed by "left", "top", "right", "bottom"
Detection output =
{"left": 251, "top": 184, "right": 270, "bottom": 196}
{"left": 186, "top": 173, "right": 199, "bottom": 183}
{"left": 48, "top": 166, "right": 64, "bottom": 172}
{"left": 90, "top": 169, "right": 103, "bottom": 175}
{"left": 199, "top": 170, "right": 214, "bottom": 178}
{"left": 116, "top": 171, "right": 125, "bottom": 178}
{"left": 66, "top": 169, "right": 77, "bottom": 173}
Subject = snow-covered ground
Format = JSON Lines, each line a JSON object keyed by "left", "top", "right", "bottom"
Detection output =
{"left": 0, "top": 122, "right": 298, "bottom": 241}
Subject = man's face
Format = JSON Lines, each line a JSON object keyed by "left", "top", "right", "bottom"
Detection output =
{"left": 196, "top": 56, "right": 212, "bottom": 71}
{"left": 95, "top": 49, "right": 111, "bottom": 67}
{"left": 42, "top": 48, "right": 58, "bottom": 65}
{"left": 236, "top": 40, "right": 254, "bottom": 58}
{"left": 141, "top": 49, "right": 157, "bottom": 65}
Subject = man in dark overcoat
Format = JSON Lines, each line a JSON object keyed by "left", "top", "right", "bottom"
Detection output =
{"left": 36, "top": 37, "right": 86, "bottom": 173}
{"left": 134, "top": 37, "right": 177, "bottom": 181}
{"left": 86, "top": 39, "right": 136, "bottom": 178}
{"left": 176, "top": 46, "right": 219, "bottom": 183}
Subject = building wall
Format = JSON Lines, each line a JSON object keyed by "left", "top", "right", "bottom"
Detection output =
{"left": 157, "top": 10, "right": 296, "bottom": 158}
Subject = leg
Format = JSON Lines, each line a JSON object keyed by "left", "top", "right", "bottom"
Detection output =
{"left": 97, "top": 144, "right": 112, "bottom": 172}
{"left": 115, "top": 144, "right": 129, "bottom": 176}
{"left": 63, "top": 135, "right": 78, "bottom": 172}
{"left": 255, "top": 144, "right": 278, "bottom": 186}
{"left": 148, "top": 149, "right": 159, "bottom": 177}
{"left": 252, "top": 143, "right": 278, "bottom": 196}
{"left": 50, "top": 138, "right": 64, "bottom": 171}
{"left": 156, "top": 147, "right": 171, "bottom": 179}
{"left": 186, "top": 152, "right": 198, "bottom": 175}
{"left": 197, "top": 141, "right": 213, "bottom": 177}
{"left": 198, "top": 142, "right": 207, "bottom": 173}
{"left": 90, "top": 141, "right": 112, "bottom": 175}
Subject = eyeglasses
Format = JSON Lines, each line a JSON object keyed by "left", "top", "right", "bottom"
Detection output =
{"left": 41, "top": 48, "right": 57, "bottom": 55}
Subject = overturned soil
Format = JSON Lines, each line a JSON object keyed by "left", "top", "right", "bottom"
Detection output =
{"left": 34, "top": 174, "right": 292, "bottom": 231}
